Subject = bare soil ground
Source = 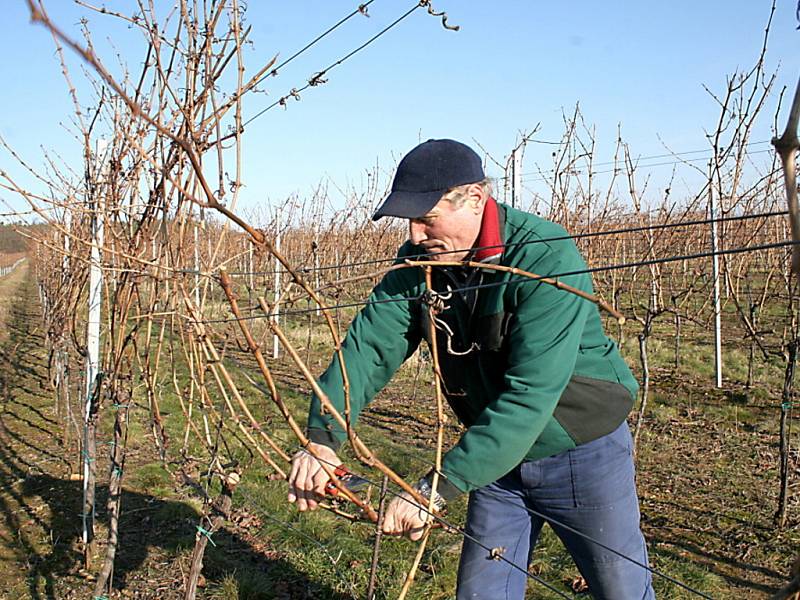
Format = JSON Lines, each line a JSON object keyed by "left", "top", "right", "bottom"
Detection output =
{"left": 364, "top": 372, "right": 800, "bottom": 599}
{"left": 0, "top": 269, "right": 349, "bottom": 600}
{"left": 634, "top": 369, "right": 800, "bottom": 597}
{"left": 0, "top": 265, "right": 95, "bottom": 599}
{"left": 0, "top": 265, "right": 797, "bottom": 599}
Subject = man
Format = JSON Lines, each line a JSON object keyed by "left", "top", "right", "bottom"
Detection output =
{"left": 288, "top": 139, "right": 655, "bottom": 599}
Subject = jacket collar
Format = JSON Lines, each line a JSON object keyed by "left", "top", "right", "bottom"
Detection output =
{"left": 472, "top": 197, "right": 505, "bottom": 264}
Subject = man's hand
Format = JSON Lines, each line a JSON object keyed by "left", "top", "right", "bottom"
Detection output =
{"left": 382, "top": 490, "right": 432, "bottom": 541}
{"left": 287, "top": 442, "right": 341, "bottom": 512}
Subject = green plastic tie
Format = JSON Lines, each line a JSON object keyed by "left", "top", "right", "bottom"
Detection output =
{"left": 196, "top": 525, "right": 216, "bottom": 547}
{"left": 112, "top": 466, "right": 123, "bottom": 477}
{"left": 94, "top": 596, "right": 109, "bottom": 600}
{"left": 111, "top": 403, "right": 130, "bottom": 410}
{"left": 782, "top": 401, "right": 795, "bottom": 410}
{"left": 81, "top": 451, "right": 94, "bottom": 463}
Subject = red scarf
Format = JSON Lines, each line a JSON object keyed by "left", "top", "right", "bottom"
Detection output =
{"left": 473, "top": 197, "right": 504, "bottom": 264}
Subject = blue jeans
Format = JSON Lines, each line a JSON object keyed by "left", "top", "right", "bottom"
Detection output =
{"left": 456, "top": 422, "right": 655, "bottom": 599}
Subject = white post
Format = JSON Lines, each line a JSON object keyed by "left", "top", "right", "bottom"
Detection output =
{"left": 648, "top": 215, "right": 658, "bottom": 312}
{"left": 708, "top": 169, "right": 723, "bottom": 388}
{"left": 511, "top": 148, "right": 522, "bottom": 208}
{"left": 83, "top": 138, "right": 106, "bottom": 546}
{"left": 314, "top": 241, "right": 320, "bottom": 291}
{"left": 314, "top": 237, "right": 321, "bottom": 317}
{"left": 193, "top": 220, "right": 201, "bottom": 308}
{"left": 272, "top": 216, "right": 281, "bottom": 359}
{"left": 63, "top": 212, "right": 71, "bottom": 285}
{"left": 503, "top": 168, "right": 510, "bottom": 204}
{"left": 248, "top": 241, "right": 254, "bottom": 291}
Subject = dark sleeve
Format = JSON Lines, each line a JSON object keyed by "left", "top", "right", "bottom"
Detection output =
{"left": 307, "top": 263, "right": 423, "bottom": 448}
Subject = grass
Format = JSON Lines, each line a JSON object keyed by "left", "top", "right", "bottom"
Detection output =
{"left": 108, "top": 302, "right": 797, "bottom": 598}
{"left": 144, "top": 346, "right": 729, "bottom": 599}
{"left": 0, "top": 263, "right": 797, "bottom": 598}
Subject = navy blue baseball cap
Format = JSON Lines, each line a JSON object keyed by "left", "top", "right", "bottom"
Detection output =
{"left": 372, "top": 139, "right": 485, "bottom": 220}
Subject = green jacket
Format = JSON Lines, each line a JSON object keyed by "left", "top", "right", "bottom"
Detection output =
{"left": 307, "top": 203, "right": 637, "bottom": 499}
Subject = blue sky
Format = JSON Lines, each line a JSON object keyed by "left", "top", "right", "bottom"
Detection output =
{"left": 1, "top": 1, "right": 798, "bottom": 220}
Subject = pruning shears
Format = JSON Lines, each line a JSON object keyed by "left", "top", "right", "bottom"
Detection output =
{"left": 324, "top": 465, "right": 370, "bottom": 496}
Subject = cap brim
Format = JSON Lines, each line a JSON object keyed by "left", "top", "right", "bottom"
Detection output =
{"left": 371, "top": 189, "right": 444, "bottom": 221}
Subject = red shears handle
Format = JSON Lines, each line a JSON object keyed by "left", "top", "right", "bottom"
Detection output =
{"left": 324, "top": 465, "right": 350, "bottom": 496}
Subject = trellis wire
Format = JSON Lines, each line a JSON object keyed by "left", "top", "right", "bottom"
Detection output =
{"left": 243, "top": 1, "right": 425, "bottom": 126}
{"left": 218, "top": 208, "right": 789, "bottom": 277}
{"left": 220, "top": 350, "right": 720, "bottom": 599}
{"left": 300, "top": 450, "right": 711, "bottom": 599}
{"left": 197, "top": 238, "right": 800, "bottom": 325}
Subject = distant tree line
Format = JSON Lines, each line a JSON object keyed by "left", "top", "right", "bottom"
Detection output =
{"left": 0, "top": 223, "right": 43, "bottom": 254}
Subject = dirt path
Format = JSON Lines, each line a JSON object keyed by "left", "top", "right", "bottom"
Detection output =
{"left": 0, "top": 265, "right": 351, "bottom": 599}
{"left": 0, "top": 267, "right": 220, "bottom": 599}
{"left": 0, "top": 265, "right": 95, "bottom": 598}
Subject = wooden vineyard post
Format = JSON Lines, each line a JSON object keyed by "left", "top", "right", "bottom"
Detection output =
{"left": 773, "top": 74, "right": 800, "bottom": 284}
{"left": 184, "top": 472, "right": 240, "bottom": 600}
{"left": 776, "top": 338, "right": 797, "bottom": 528}
{"left": 773, "top": 73, "right": 800, "bottom": 531}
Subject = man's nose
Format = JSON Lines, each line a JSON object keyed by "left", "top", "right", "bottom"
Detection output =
{"left": 409, "top": 220, "right": 426, "bottom": 245}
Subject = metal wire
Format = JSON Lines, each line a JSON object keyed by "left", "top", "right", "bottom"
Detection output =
{"left": 300, "top": 447, "right": 700, "bottom": 599}
{"left": 217, "top": 352, "right": 573, "bottom": 598}
{"left": 290, "top": 448, "right": 574, "bottom": 598}
{"left": 253, "top": 1, "right": 377, "bottom": 87}
{"left": 220, "top": 209, "right": 788, "bottom": 277}
{"left": 363, "top": 434, "right": 719, "bottom": 598}
{"left": 243, "top": 1, "right": 422, "bottom": 127}
{"left": 342, "top": 433, "right": 717, "bottom": 598}
{"left": 498, "top": 140, "right": 771, "bottom": 182}
{"left": 518, "top": 148, "right": 774, "bottom": 184}
{"left": 199, "top": 238, "right": 800, "bottom": 324}
{"left": 222, "top": 350, "right": 713, "bottom": 598}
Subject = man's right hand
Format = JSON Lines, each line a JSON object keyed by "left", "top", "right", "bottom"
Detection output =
{"left": 287, "top": 442, "right": 342, "bottom": 511}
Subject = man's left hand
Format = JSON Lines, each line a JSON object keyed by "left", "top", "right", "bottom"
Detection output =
{"left": 382, "top": 491, "right": 432, "bottom": 541}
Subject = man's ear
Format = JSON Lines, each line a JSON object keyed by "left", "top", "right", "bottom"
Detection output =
{"left": 466, "top": 183, "right": 488, "bottom": 214}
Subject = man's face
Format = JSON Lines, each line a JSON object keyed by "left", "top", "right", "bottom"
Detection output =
{"left": 408, "top": 188, "right": 485, "bottom": 262}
